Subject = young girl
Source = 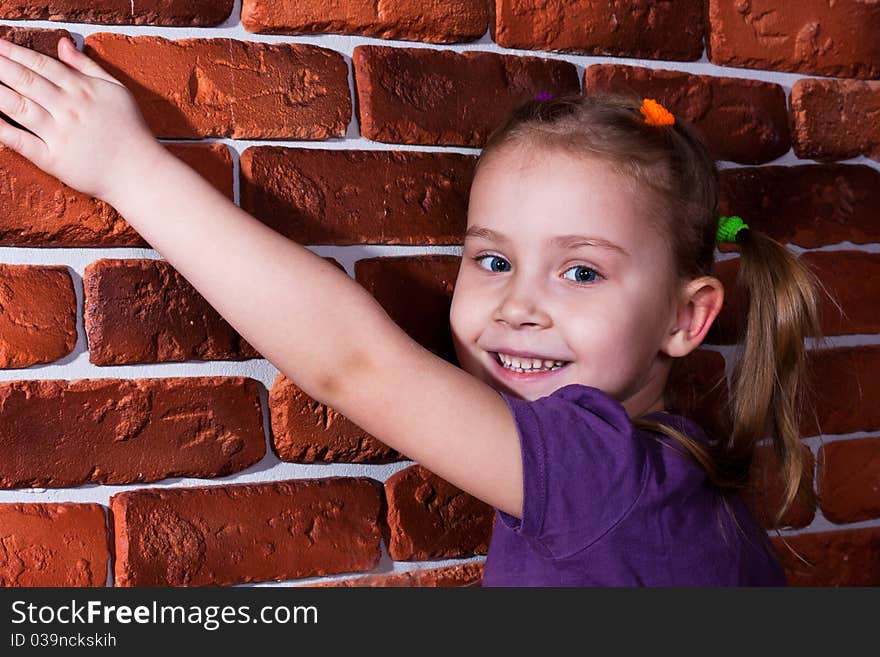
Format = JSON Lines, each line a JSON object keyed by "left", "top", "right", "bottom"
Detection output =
{"left": 0, "top": 37, "right": 826, "bottom": 586}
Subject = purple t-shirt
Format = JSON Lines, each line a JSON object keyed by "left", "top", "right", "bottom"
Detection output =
{"left": 481, "top": 383, "right": 786, "bottom": 587}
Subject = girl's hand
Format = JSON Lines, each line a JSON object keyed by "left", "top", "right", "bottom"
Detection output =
{"left": 0, "top": 36, "right": 163, "bottom": 203}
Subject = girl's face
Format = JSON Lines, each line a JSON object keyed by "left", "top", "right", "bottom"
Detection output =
{"left": 450, "top": 146, "right": 682, "bottom": 417}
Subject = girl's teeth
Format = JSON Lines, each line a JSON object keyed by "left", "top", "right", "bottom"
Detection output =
{"left": 497, "top": 353, "right": 567, "bottom": 372}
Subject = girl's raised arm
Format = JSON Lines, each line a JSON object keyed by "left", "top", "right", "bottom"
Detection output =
{"left": 0, "top": 37, "right": 525, "bottom": 518}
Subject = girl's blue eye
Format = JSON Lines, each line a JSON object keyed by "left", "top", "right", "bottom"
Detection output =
{"left": 474, "top": 255, "right": 511, "bottom": 273}
{"left": 562, "top": 265, "right": 601, "bottom": 284}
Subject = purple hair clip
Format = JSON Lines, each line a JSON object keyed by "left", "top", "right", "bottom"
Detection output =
{"left": 534, "top": 92, "right": 554, "bottom": 101}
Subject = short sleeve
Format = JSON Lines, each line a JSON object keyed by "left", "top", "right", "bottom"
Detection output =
{"left": 496, "top": 384, "right": 648, "bottom": 560}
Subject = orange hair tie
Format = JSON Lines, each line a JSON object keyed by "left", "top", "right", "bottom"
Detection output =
{"left": 640, "top": 98, "right": 675, "bottom": 126}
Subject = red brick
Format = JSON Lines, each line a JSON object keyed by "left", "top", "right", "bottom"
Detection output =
{"left": 242, "top": 0, "right": 488, "bottom": 43}
{"left": 803, "top": 346, "right": 880, "bottom": 437}
{"left": 771, "top": 527, "right": 880, "bottom": 586}
{"left": 306, "top": 561, "right": 484, "bottom": 587}
{"left": 583, "top": 64, "right": 788, "bottom": 164}
{"left": 707, "top": 0, "right": 880, "bottom": 79}
{"left": 353, "top": 45, "right": 579, "bottom": 147}
{"left": 0, "top": 142, "right": 232, "bottom": 247}
{"left": 0, "top": 377, "right": 265, "bottom": 488}
{"left": 0, "top": 503, "right": 109, "bottom": 587}
{"left": 83, "top": 34, "right": 350, "bottom": 140}
{"left": 384, "top": 465, "right": 494, "bottom": 560}
{"left": 0, "top": 24, "right": 72, "bottom": 56}
{"left": 665, "top": 349, "right": 730, "bottom": 444}
{"left": 111, "top": 478, "right": 383, "bottom": 586}
{"left": 240, "top": 147, "right": 475, "bottom": 245}
{"left": 269, "top": 374, "right": 401, "bottom": 463}
{"left": 818, "top": 437, "right": 880, "bottom": 524}
{"left": 355, "top": 255, "right": 461, "bottom": 363}
{"left": 0, "top": 1, "right": 233, "bottom": 25}
{"left": 739, "top": 443, "right": 816, "bottom": 530}
{"left": 718, "top": 165, "right": 880, "bottom": 250}
{"left": 801, "top": 251, "right": 880, "bottom": 337}
{"left": 83, "top": 258, "right": 260, "bottom": 365}
{"left": 790, "top": 79, "right": 880, "bottom": 162}
{"left": 493, "top": 0, "right": 704, "bottom": 61}
{"left": 0, "top": 264, "right": 76, "bottom": 368}
{"left": 710, "top": 252, "right": 876, "bottom": 342}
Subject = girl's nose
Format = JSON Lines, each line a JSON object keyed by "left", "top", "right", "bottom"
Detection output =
{"left": 493, "top": 279, "right": 552, "bottom": 328}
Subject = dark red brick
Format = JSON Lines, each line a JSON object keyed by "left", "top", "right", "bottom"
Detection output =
{"left": 818, "top": 437, "right": 880, "bottom": 524}
{"left": 493, "top": 0, "right": 704, "bottom": 61}
{"left": 790, "top": 79, "right": 880, "bottom": 162}
{"left": 665, "top": 348, "right": 730, "bottom": 444}
{"left": 584, "top": 64, "right": 789, "bottom": 164}
{"left": 111, "top": 478, "right": 383, "bottom": 586}
{"left": 242, "top": 0, "right": 487, "bottom": 43}
{"left": 0, "top": 503, "right": 109, "bottom": 587}
{"left": 803, "top": 346, "right": 880, "bottom": 437}
{"left": 740, "top": 443, "right": 816, "bottom": 530}
{"left": 240, "top": 147, "right": 475, "bottom": 245}
{"left": 801, "top": 251, "right": 880, "bottom": 337}
{"left": 0, "top": 377, "right": 265, "bottom": 488}
{"left": 353, "top": 45, "right": 579, "bottom": 147}
{"left": 0, "top": 264, "right": 76, "bottom": 368}
{"left": 384, "top": 464, "right": 494, "bottom": 560}
{"left": 771, "top": 527, "right": 880, "bottom": 586}
{"left": 305, "top": 561, "right": 484, "bottom": 587}
{"left": 707, "top": 0, "right": 880, "bottom": 79}
{"left": 0, "top": 142, "right": 232, "bottom": 247}
{"left": 718, "top": 165, "right": 880, "bottom": 250}
{"left": 269, "top": 374, "right": 401, "bottom": 463}
{"left": 0, "top": 0, "right": 233, "bottom": 25}
{"left": 83, "top": 258, "right": 261, "bottom": 365}
{"left": 84, "top": 34, "right": 350, "bottom": 140}
{"left": 355, "top": 255, "right": 461, "bottom": 363}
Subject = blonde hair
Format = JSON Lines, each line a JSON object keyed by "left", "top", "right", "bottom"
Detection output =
{"left": 478, "top": 93, "right": 830, "bottom": 544}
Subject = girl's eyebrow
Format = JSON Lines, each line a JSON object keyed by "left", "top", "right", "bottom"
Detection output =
{"left": 464, "top": 226, "right": 629, "bottom": 258}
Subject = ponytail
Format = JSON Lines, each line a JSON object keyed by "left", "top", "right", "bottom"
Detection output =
{"left": 729, "top": 227, "right": 827, "bottom": 527}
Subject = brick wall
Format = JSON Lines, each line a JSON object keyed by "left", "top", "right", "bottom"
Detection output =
{"left": 0, "top": 1, "right": 878, "bottom": 587}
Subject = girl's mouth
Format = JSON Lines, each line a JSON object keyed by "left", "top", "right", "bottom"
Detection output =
{"left": 490, "top": 352, "right": 572, "bottom": 381}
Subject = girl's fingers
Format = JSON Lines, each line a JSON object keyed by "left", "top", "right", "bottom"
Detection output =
{"left": 0, "top": 113, "right": 48, "bottom": 165}
{"left": 0, "top": 52, "right": 63, "bottom": 117}
{"left": 0, "top": 80, "right": 52, "bottom": 135}
{"left": 0, "top": 37, "right": 81, "bottom": 92}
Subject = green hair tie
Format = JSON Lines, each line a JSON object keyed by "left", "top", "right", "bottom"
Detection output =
{"left": 716, "top": 215, "right": 749, "bottom": 243}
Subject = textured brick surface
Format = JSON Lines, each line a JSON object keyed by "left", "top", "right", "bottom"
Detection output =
{"left": 83, "top": 258, "right": 261, "bottom": 365}
{"left": 384, "top": 465, "right": 494, "bottom": 560}
{"left": 0, "top": 0, "right": 233, "bottom": 25}
{"left": 0, "top": 503, "right": 109, "bottom": 587}
{"left": 353, "top": 45, "right": 579, "bottom": 146}
{"left": 355, "top": 255, "right": 461, "bottom": 363}
{"left": 740, "top": 443, "right": 816, "bottom": 530}
{"left": 493, "top": 0, "right": 704, "bottom": 61}
{"left": 0, "top": 142, "right": 232, "bottom": 247}
{"left": 790, "top": 79, "right": 880, "bottom": 162}
{"left": 83, "top": 34, "right": 350, "bottom": 140}
{"left": 583, "top": 64, "right": 789, "bottom": 164}
{"left": 664, "top": 349, "right": 730, "bottom": 444}
{"left": 0, "top": 264, "right": 76, "bottom": 368}
{"left": 818, "top": 437, "right": 880, "bottom": 524}
{"left": 718, "top": 165, "right": 880, "bottom": 250}
{"left": 803, "top": 346, "right": 880, "bottom": 437}
{"left": 240, "top": 147, "right": 475, "bottom": 245}
{"left": 0, "top": 377, "right": 265, "bottom": 488}
{"left": 710, "top": 251, "right": 877, "bottom": 343}
{"left": 0, "top": 24, "right": 71, "bottom": 57}
{"left": 269, "top": 374, "right": 401, "bottom": 463}
{"left": 707, "top": 0, "right": 880, "bottom": 79}
{"left": 771, "top": 527, "right": 880, "bottom": 586}
{"left": 306, "top": 561, "right": 484, "bottom": 587}
{"left": 242, "top": 0, "right": 488, "bottom": 43}
{"left": 111, "top": 478, "right": 383, "bottom": 586}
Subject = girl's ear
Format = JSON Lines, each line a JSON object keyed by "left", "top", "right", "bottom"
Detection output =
{"left": 661, "top": 276, "right": 724, "bottom": 358}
